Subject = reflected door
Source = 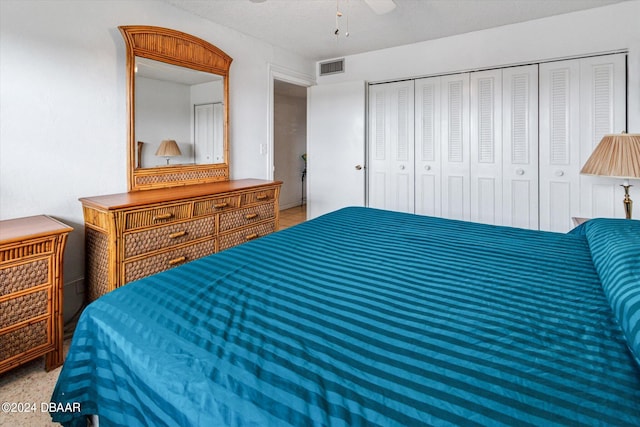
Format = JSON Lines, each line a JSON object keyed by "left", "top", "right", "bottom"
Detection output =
{"left": 194, "top": 103, "right": 224, "bottom": 164}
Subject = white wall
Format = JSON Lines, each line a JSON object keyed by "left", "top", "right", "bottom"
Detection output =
{"left": 0, "top": 0, "right": 314, "bottom": 320}
{"left": 318, "top": 1, "right": 640, "bottom": 132}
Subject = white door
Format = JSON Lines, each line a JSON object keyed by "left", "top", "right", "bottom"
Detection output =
{"left": 441, "top": 73, "right": 471, "bottom": 221}
{"left": 415, "top": 76, "right": 442, "bottom": 217}
{"left": 470, "top": 69, "right": 502, "bottom": 225}
{"left": 579, "top": 54, "right": 627, "bottom": 219}
{"left": 307, "top": 81, "right": 366, "bottom": 220}
{"left": 194, "top": 103, "right": 215, "bottom": 164}
{"left": 502, "top": 65, "right": 539, "bottom": 229}
{"left": 539, "top": 60, "right": 581, "bottom": 232}
{"left": 368, "top": 80, "right": 415, "bottom": 213}
{"left": 540, "top": 54, "right": 627, "bottom": 231}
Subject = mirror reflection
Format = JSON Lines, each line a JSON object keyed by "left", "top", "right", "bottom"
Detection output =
{"left": 134, "top": 57, "right": 225, "bottom": 168}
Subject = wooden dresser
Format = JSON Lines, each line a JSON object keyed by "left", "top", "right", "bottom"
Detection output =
{"left": 80, "top": 179, "right": 282, "bottom": 301}
{"left": 0, "top": 215, "right": 72, "bottom": 373}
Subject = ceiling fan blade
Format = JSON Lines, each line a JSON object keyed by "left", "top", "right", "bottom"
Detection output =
{"left": 363, "top": 0, "right": 397, "bottom": 15}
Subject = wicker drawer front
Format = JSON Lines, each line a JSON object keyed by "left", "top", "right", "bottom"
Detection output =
{"left": 0, "top": 289, "right": 50, "bottom": 329}
{"left": 193, "top": 196, "right": 240, "bottom": 216}
{"left": 0, "top": 258, "right": 49, "bottom": 296}
{"left": 124, "top": 216, "right": 215, "bottom": 258}
{"left": 124, "top": 202, "right": 192, "bottom": 231}
{"left": 242, "top": 188, "right": 276, "bottom": 206}
{"left": 219, "top": 202, "right": 276, "bottom": 232}
{"left": 219, "top": 221, "right": 275, "bottom": 251}
{"left": 0, "top": 319, "right": 49, "bottom": 361}
{"left": 124, "top": 239, "right": 215, "bottom": 283}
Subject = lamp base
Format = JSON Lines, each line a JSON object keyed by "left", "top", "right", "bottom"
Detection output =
{"left": 622, "top": 184, "right": 633, "bottom": 220}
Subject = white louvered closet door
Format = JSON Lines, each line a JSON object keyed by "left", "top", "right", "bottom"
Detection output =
{"left": 415, "top": 77, "right": 441, "bottom": 217}
{"left": 539, "top": 60, "right": 581, "bottom": 232}
{"left": 502, "top": 65, "right": 539, "bottom": 229}
{"left": 470, "top": 70, "right": 502, "bottom": 225}
{"left": 368, "top": 80, "right": 415, "bottom": 213}
{"left": 540, "top": 54, "right": 627, "bottom": 231}
{"left": 441, "top": 73, "right": 470, "bottom": 221}
{"left": 579, "top": 54, "right": 627, "bottom": 219}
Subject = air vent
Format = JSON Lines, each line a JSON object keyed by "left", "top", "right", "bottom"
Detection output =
{"left": 319, "top": 59, "right": 345, "bottom": 76}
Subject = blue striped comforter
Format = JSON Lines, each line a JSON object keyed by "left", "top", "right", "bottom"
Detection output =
{"left": 51, "top": 207, "right": 640, "bottom": 426}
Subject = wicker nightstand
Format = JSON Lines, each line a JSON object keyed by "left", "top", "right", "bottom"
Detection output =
{"left": 572, "top": 217, "right": 590, "bottom": 227}
{"left": 0, "top": 215, "right": 72, "bottom": 373}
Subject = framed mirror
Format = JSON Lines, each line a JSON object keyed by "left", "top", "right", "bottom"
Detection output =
{"left": 119, "top": 26, "right": 232, "bottom": 191}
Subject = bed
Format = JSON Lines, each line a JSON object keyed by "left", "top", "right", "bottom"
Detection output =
{"left": 51, "top": 207, "right": 640, "bottom": 426}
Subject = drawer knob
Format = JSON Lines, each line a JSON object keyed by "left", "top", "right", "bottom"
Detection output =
{"left": 256, "top": 194, "right": 268, "bottom": 201}
{"left": 245, "top": 213, "right": 258, "bottom": 220}
{"left": 245, "top": 233, "right": 259, "bottom": 241}
{"left": 213, "top": 202, "right": 229, "bottom": 209}
{"left": 168, "top": 256, "right": 187, "bottom": 266}
{"left": 153, "top": 213, "right": 174, "bottom": 221}
{"left": 169, "top": 231, "right": 187, "bottom": 239}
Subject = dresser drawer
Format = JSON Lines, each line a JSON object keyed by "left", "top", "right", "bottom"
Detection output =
{"left": 123, "top": 239, "right": 216, "bottom": 283}
{"left": 193, "top": 196, "right": 241, "bottom": 216}
{"left": 219, "top": 202, "right": 276, "bottom": 232}
{"left": 242, "top": 188, "right": 277, "bottom": 206}
{"left": 0, "top": 319, "right": 50, "bottom": 362}
{"left": 124, "top": 202, "right": 192, "bottom": 231}
{"left": 218, "top": 221, "right": 275, "bottom": 251}
{"left": 0, "top": 258, "right": 49, "bottom": 296}
{"left": 124, "top": 216, "right": 215, "bottom": 258}
{"left": 0, "top": 289, "right": 50, "bottom": 329}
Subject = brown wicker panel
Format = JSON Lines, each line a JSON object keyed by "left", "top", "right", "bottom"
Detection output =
{"left": 122, "top": 26, "right": 232, "bottom": 75}
{"left": 124, "top": 239, "right": 215, "bottom": 283}
{"left": 0, "top": 319, "right": 49, "bottom": 361}
{"left": 242, "top": 188, "right": 277, "bottom": 206}
{"left": 134, "top": 169, "right": 228, "bottom": 187}
{"left": 124, "top": 203, "right": 192, "bottom": 231}
{"left": 193, "top": 196, "right": 241, "bottom": 217}
{"left": 0, "top": 258, "right": 49, "bottom": 296}
{"left": 0, "top": 289, "right": 49, "bottom": 329}
{"left": 86, "top": 228, "right": 109, "bottom": 302}
{"left": 219, "top": 202, "right": 276, "bottom": 232}
{"left": 124, "top": 216, "right": 215, "bottom": 258}
{"left": 218, "top": 222, "right": 275, "bottom": 251}
{"left": 0, "top": 240, "right": 53, "bottom": 263}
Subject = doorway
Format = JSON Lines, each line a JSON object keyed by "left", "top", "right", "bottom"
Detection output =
{"left": 273, "top": 79, "right": 308, "bottom": 210}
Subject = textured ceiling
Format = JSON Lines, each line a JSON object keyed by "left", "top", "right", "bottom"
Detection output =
{"left": 163, "top": 0, "right": 626, "bottom": 61}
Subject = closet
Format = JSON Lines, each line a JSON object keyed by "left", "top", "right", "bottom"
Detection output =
{"left": 367, "top": 53, "right": 626, "bottom": 231}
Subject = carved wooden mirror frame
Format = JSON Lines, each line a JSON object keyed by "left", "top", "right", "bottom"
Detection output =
{"left": 120, "top": 25, "right": 232, "bottom": 191}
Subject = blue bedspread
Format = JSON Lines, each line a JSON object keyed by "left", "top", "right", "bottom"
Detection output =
{"left": 51, "top": 207, "right": 640, "bottom": 426}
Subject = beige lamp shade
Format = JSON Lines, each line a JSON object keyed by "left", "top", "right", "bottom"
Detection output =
{"left": 155, "top": 139, "right": 182, "bottom": 165}
{"left": 155, "top": 140, "right": 182, "bottom": 157}
{"left": 580, "top": 133, "right": 640, "bottom": 179}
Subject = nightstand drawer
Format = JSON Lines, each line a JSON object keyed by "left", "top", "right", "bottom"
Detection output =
{"left": 219, "top": 202, "right": 276, "bottom": 232}
{"left": 0, "top": 258, "right": 49, "bottom": 296}
{"left": 123, "top": 216, "right": 215, "bottom": 258}
{"left": 218, "top": 221, "right": 275, "bottom": 251}
{"left": 0, "top": 289, "right": 50, "bottom": 329}
{"left": 0, "top": 319, "right": 50, "bottom": 362}
{"left": 124, "top": 202, "right": 192, "bottom": 230}
{"left": 124, "top": 239, "right": 216, "bottom": 283}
